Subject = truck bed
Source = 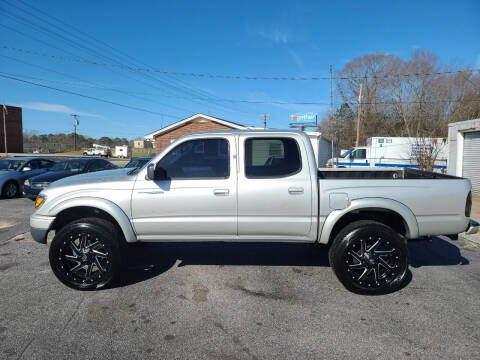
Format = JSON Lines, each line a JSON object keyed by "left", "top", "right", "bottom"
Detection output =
{"left": 317, "top": 167, "right": 470, "bottom": 238}
{"left": 318, "top": 168, "right": 459, "bottom": 180}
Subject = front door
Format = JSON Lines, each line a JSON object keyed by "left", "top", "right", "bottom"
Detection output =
{"left": 131, "top": 136, "right": 237, "bottom": 241}
{"left": 21, "top": 159, "right": 48, "bottom": 181}
{"left": 237, "top": 134, "right": 312, "bottom": 240}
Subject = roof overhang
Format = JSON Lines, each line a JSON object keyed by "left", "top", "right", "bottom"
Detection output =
{"left": 144, "top": 113, "right": 246, "bottom": 140}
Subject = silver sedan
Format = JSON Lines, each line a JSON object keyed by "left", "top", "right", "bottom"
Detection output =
{"left": 0, "top": 157, "right": 56, "bottom": 198}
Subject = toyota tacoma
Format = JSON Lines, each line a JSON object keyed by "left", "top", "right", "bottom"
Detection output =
{"left": 30, "top": 130, "right": 476, "bottom": 294}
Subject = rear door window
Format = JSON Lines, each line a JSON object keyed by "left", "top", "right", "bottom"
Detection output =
{"left": 40, "top": 160, "right": 55, "bottom": 169}
{"left": 244, "top": 137, "right": 301, "bottom": 178}
{"left": 87, "top": 159, "right": 107, "bottom": 172}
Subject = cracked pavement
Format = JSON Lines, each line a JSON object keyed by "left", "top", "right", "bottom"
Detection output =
{"left": 1, "top": 197, "right": 480, "bottom": 359}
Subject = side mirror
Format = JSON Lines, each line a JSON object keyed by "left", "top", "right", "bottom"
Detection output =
{"left": 348, "top": 153, "right": 353, "bottom": 160}
{"left": 146, "top": 163, "right": 168, "bottom": 180}
{"left": 22, "top": 166, "right": 32, "bottom": 172}
{"left": 146, "top": 163, "right": 155, "bottom": 180}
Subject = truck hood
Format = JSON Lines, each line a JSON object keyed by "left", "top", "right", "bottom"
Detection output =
{"left": 48, "top": 168, "right": 134, "bottom": 189}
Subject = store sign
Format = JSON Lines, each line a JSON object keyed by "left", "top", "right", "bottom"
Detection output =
{"left": 290, "top": 112, "right": 317, "bottom": 124}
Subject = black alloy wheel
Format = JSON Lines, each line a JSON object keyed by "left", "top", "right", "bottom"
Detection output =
{"left": 49, "top": 218, "right": 121, "bottom": 290}
{"left": 329, "top": 220, "right": 408, "bottom": 295}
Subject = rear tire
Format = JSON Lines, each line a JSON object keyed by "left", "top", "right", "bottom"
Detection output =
{"left": 49, "top": 217, "right": 122, "bottom": 290}
{"left": 329, "top": 220, "right": 408, "bottom": 295}
{"left": 2, "top": 181, "right": 18, "bottom": 198}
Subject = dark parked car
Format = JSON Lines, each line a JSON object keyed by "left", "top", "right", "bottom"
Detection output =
{"left": 124, "top": 157, "right": 152, "bottom": 169}
{"left": 23, "top": 158, "right": 118, "bottom": 199}
{"left": 0, "top": 157, "right": 56, "bottom": 198}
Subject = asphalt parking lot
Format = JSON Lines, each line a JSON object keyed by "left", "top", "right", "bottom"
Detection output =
{"left": 1, "top": 198, "right": 480, "bottom": 359}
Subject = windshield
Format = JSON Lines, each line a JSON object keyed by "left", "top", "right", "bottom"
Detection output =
{"left": 0, "top": 159, "right": 26, "bottom": 171}
{"left": 51, "top": 159, "right": 88, "bottom": 172}
{"left": 341, "top": 148, "right": 354, "bottom": 158}
{"left": 125, "top": 158, "right": 150, "bottom": 169}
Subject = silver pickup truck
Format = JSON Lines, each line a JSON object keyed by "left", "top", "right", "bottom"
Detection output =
{"left": 30, "top": 130, "right": 476, "bottom": 294}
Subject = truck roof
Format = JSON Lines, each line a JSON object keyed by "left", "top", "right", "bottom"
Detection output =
{"left": 181, "top": 129, "right": 308, "bottom": 136}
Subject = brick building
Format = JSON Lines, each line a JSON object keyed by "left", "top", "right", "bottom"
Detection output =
{"left": 0, "top": 105, "right": 23, "bottom": 153}
{"left": 145, "top": 113, "right": 246, "bottom": 153}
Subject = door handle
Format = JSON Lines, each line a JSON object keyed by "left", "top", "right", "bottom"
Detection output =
{"left": 288, "top": 187, "right": 304, "bottom": 195}
{"left": 213, "top": 188, "right": 229, "bottom": 196}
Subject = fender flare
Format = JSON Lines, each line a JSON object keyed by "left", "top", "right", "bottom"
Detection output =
{"left": 48, "top": 197, "right": 137, "bottom": 243}
{"left": 319, "top": 197, "right": 419, "bottom": 244}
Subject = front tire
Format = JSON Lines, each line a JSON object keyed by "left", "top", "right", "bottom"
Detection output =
{"left": 329, "top": 220, "right": 408, "bottom": 295}
{"left": 2, "top": 181, "right": 18, "bottom": 198}
{"left": 49, "top": 217, "right": 122, "bottom": 290}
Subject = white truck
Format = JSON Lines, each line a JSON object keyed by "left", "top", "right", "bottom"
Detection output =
{"left": 29, "top": 130, "right": 476, "bottom": 294}
{"left": 115, "top": 145, "right": 131, "bottom": 158}
{"left": 328, "top": 137, "right": 448, "bottom": 170}
{"left": 83, "top": 144, "right": 112, "bottom": 157}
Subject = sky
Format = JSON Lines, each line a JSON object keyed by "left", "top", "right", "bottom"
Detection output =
{"left": 0, "top": 0, "right": 479, "bottom": 140}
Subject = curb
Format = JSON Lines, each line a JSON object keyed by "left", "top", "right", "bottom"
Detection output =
{"left": 459, "top": 232, "right": 480, "bottom": 247}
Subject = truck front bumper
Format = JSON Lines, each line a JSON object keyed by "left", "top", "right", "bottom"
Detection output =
{"left": 465, "top": 220, "right": 479, "bottom": 235}
{"left": 30, "top": 214, "right": 55, "bottom": 244}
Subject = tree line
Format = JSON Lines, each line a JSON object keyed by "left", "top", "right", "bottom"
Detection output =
{"left": 23, "top": 131, "right": 132, "bottom": 153}
{"left": 320, "top": 50, "right": 480, "bottom": 150}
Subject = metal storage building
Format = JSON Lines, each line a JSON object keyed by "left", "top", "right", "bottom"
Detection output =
{"left": 447, "top": 118, "right": 480, "bottom": 193}
{"left": 305, "top": 131, "right": 340, "bottom": 168}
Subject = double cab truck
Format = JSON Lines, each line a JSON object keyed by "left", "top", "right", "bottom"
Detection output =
{"left": 30, "top": 130, "right": 476, "bottom": 294}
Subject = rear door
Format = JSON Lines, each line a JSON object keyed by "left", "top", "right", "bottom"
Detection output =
{"left": 237, "top": 134, "right": 313, "bottom": 240}
{"left": 131, "top": 136, "right": 237, "bottom": 240}
{"left": 85, "top": 159, "right": 105, "bottom": 172}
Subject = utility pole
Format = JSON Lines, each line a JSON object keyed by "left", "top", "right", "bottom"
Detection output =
{"left": 2, "top": 104, "right": 7, "bottom": 156}
{"left": 261, "top": 113, "right": 269, "bottom": 129}
{"left": 329, "top": 65, "right": 335, "bottom": 166}
{"left": 71, "top": 114, "right": 79, "bottom": 151}
{"left": 356, "top": 84, "right": 363, "bottom": 147}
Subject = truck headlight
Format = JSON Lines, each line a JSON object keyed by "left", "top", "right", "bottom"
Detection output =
{"left": 35, "top": 195, "right": 46, "bottom": 208}
{"left": 24, "top": 179, "right": 30, "bottom": 186}
{"left": 34, "top": 182, "right": 50, "bottom": 188}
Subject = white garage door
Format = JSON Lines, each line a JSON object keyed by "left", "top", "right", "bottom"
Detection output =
{"left": 463, "top": 131, "right": 480, "bottom": 194}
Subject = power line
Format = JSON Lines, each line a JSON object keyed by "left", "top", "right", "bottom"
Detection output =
{"left": 0, "top": 54, "right": 193, "bottom": 113}
{"left": 2, "top": 71, "right": 480, "bottom": 107}
{"left": 0, "top": 26, "right": 217, "bottom": 114}
{"left": 1, "top": 45, "right": 479, "bottom": 81}
{"left": 0, "top": 73, "right": 179, "bottom": 117}
{"left": 1, "top": 0, "right": 255, "bottom": 116}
